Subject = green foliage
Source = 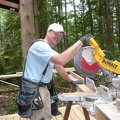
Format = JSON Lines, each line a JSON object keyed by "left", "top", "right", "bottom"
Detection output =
{"left": 0, "top": 0, "right": 120, "bottom": 87}
{"left": 94, "top": 75, "right": 109, "bottom": 87}
{"left": 60, "top": 80, "right": 68, "bottom": 87}
{"left": 4, "top": 92, "right": 18, "bottom": 114}
{"left": 52, "top": 75, "right": 70, "bottom": 93}
{"left": 6, "top": 102, "right": 17, "bottom": 114}
{"left": 0, "top": 9, "right": 22, "bottom": 74}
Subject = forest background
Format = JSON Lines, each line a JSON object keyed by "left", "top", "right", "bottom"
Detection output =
{"left": 0, "top": 0, "right": 120, "bottom": 115}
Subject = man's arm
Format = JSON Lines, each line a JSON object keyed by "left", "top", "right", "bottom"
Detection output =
{"left": 54, "top": 64, "right": 72, "bottom": 82}
{"left": 55, "top": 64, "right": 83, "bottom": 86}
{"left": 50, "top": 34, "right": 94, "bottom": 66}
{"left": 50, "top": 40, "right": 83, "bottom": 66}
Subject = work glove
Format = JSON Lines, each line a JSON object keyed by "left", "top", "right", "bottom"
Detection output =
{"left": 79, "top": 35, "right": 87, "bottom": 45}
{"left": 85, "top": 34, "right": 94, "bottom": 45}
{"left": 79, "top": 34, "right": 94, "bottom": 45}
{"left": 69, "top": 80, "right": 83, "bottom": 86}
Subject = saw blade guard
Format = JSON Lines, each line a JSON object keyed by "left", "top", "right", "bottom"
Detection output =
{"left": 73, "top": 46, "right": 100, "bottom": 78}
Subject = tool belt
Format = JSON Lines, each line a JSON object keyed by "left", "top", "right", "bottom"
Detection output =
{"left": 21, "top": 78, "right": 48, "bottom": 87}
{"left": 17, "top": 78, "right": 44, "bottom": 118}
{"left": 39, "top": 82, "right": 48, "bottom": 87}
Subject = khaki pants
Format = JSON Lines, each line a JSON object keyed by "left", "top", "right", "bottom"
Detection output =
{"left": 30, "top": 86, "right": 52, "bottom": 120}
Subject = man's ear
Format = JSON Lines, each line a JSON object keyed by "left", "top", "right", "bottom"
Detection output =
{"left": 47, "top": 31, "right": 50, "bottom": 35}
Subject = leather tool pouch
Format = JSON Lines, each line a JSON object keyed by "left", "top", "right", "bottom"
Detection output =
{"left": 17, "top": 79, "right": 44, "bottom": 118}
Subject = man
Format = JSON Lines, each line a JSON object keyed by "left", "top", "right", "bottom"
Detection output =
{"left": 23, "top": 23, "right": 92, "bottom": 120}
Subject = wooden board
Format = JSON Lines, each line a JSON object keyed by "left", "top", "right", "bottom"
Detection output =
{"left": 96, "top": 103, "right": 120, "bottom": 120}
{"left": 77, "top": 84, "right": 94, "bottom": 93}
{"left": 69, "top": 71, "right": 84, "bottom": 81}
{"left": 0, "top": 105, "right": 96, "bottom": 120}
{"left": 0, "top": 0, "right": 19, "bottom": 12}
{"left": 96, "top": 109, "right": 107, "bottom": 120}
{"left": 0, "top": 67, "right": 76, "bottom": 79}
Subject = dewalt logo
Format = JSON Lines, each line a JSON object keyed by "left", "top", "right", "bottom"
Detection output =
{"left": 102, "top": 59, "right": 118, "bottom": 68}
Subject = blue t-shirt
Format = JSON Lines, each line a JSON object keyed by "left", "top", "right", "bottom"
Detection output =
{"left": 23, "top": 40, "right": 57, "bottom": 83}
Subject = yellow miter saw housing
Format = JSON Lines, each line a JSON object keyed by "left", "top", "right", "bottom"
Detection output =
{"left": 88, "top": 38, "right": 120, "bottom": 75}
{"left": 74, "top": 38, "right": 120, "bottom": 88}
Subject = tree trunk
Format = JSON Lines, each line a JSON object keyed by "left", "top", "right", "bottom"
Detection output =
{"left": 73, "top": 0, "right": 78, "bottom": 40}
{"left": 33, "top": 0, "right": 40, "bottom": 39}
{"left": 104, "top": 0, "right": 113, "bottom": 51}
{"left": 98, "top": 0, "right": 104, "bottom": 48}
{"left": 87, "top": 0, "right": 94, "bottom": 35}
{"left": 116, "top": 0, "right": 120, "bottom": 50}
{"left": 19, "top": 0, "right": 36, "bottom": 66}
{"left": 64, "top": 0, "right": 68, "bottom": 47}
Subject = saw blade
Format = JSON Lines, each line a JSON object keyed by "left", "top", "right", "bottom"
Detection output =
{"left": 73, "top": 46, "right": 100, "bottom": 78}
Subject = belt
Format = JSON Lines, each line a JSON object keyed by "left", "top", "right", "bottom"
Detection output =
{"left": 22, "top": 78, "right": 48, "bottom": 87}
{"left": 39, "top": 82, "right": 48, "bottom": 87}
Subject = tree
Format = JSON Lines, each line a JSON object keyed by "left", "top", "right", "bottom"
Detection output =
{"left": 104, "top": 0, "right": 113, "bottom": 51}
{"left": 0, "top": 0, "right": 120, "bottom": 75}
{"left": 87, "top": 0, "right": 94, "bottom": 35}
{"left": 19, "top": 0, "right": 36, "bottom": 65}
{"left": 116, "top": 0, "right": 120, "bottom": 50}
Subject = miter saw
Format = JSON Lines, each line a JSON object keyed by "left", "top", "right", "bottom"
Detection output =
{"left": 74, "top": 37, "right": 120, "bottom": 99}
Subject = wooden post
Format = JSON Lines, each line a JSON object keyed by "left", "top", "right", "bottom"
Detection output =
{"left": 19, "top": 0, "right": 36, "bottom": 66}
{"left": 82, "top": 107, "right": 90, "bottom": 120}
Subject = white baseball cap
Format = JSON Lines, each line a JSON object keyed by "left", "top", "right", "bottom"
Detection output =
{"left": 47, "top": 23, "right": 65, "bottom": 34}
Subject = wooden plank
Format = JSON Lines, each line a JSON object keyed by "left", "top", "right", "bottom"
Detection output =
{"left": 77, "top": 105, "right": 84, "bottom": 113}
{"left": 69, "top": 110, "right": 80, "bottom": 120}
{"left": 0, "top": 67, "right": 75, "bottom": 79}
{"left": 76, "top": 105, "right": 96, "bottom": 120}
{"left": 0, "top": 0, "right": 19, "bottom": 9}
{"left": 96, "top": 104, "right": 120, "bottom": 120}
{"left": 52, "top": 116, "right": 56, "bottom": 120}
{"left": 0, "top": 114, "right": 17, "bottom": 118}
{"left": 89, "top": 114, "right": 96, "bottom": 120}
{"left": 0, "top": 74, "right": 22, "bottom": 79}
{"left": 55, "top": 114, "right": 63, "bottom": 120}
{"left": 6, "top": 117, "right": 14, "bottom": 120}
{"left": 53, "top": 67, "right": 75, "bottom": 73}
{"left": 0, "top": 118, "right": 6, "bottom": 120}
{"left": 71, "top": 105, "right": 85, "bottom": 120}
{"left": 68, "top": 74, "right": 79, "bottom": 81}
{"left": 0, "top": 114, "right": 19, "bottom": 120}
{"left": 0, "top": 119, "right": 6, "bottom": 120}
{"left": 0, "top": 105, "right": 96, "bottom": 120}
{"left": 69, "top": 71, "right": 84, "bottom": 81}
{"left": 20, "top": 117, "right": 29, "bottom": 120}
{"left": 59, "top": 106, "right": 72, "bottom": 120}
{"left": 68, "top": 74, "right": 84, "bottom": 84}
{"left": 14, "top": 115, "right": 21, "bottom": 120}
{"left": 77, "top": 84, "right": 94, "bottom": 93}
{"left": 96, "top": 109, "right": 107, "bottom": 120}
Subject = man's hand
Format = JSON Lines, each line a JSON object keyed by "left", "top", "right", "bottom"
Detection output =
{"left": 80, "top": 34, "right": 94, "bottom": 45}
{"left": 79, "top": 36, "right": 87, "bottom": 45}
{"left": 85, "top": 34, "right": 94, "bottom": 45}
{"left": 69, "top": 80, "right": 83, "bottom": 86}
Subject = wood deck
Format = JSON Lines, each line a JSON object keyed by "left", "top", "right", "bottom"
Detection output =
{"left": 0, "top": 105, "right": 96, "bottom": 120}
